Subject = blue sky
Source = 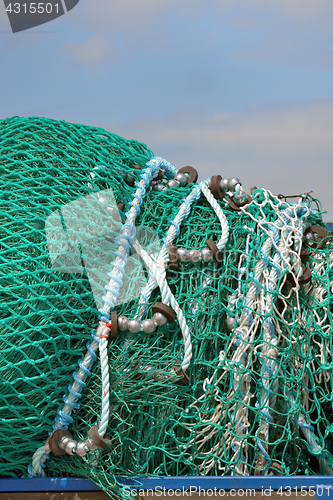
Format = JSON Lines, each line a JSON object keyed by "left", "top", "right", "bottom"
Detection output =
{"left": 1, "top": 0, "right": 333, "bottom": 219}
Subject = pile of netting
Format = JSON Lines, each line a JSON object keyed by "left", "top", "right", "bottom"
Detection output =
{"left": 1, "top": 116, "right": 333, "bottom": 497}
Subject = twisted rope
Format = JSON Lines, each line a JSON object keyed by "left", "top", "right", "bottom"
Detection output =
{"left": 29, "top": 157, "right": 164, "bottom": 476}
{"left": 133, "top": 239, "right": 192, "bottom": 372}
{"left": 135, "top": 184, "right": 201, "bottom": 319}
{"left": 200, "top": 179, "right": 229, "bottom": 251}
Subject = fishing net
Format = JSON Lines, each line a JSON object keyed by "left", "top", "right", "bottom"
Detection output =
{"left": 1, "top": 116, "right": 333, "bottom": 497}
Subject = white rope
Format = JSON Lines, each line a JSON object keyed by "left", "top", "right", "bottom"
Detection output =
{"left": 98, "top": 324, "right": 111, "bottom": 437}
{"left": 29, "top": 167, "right": 332, "bottom": 478}
{"left": 181, "top": 190, "right": 321, "bottom": 476}
{"left": 29, "top": 158, "right": 163, "bottom": 475}
{"left": 199, "top": 179, "right": 229, "bottom": 250}
{"left": 135, "top": 184, "right": 201, "bottom": 320}
{"left": 133, "top": 239, "right": 193, "bottom": 372}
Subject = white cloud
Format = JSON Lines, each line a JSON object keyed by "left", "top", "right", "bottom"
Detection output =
{"left": 65, "top": 0, "right": 333, "bottom": 69}
{"left": 75, "top": 0, "right": 192, "bottom": 31}
{"left": 245, "top": 0, "right": 333, "bottom": 22}
{"left": 224, "top": 2, "right": 333, "bottom": 68}
{"left": 62, "top": 35, "right": 116, "bottom": 66}
{"left": 103, "top": 100, "right": 333, "bottom": 220}
{"left": 74, "top": 0, "right": 333, "bottom": 32}
{"left": 232, "top": 35, "right": 333, "bottom": 68}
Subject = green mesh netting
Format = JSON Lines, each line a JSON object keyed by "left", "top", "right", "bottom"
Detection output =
{"left": 1, "top": 116, "right": 333, "bottom": 497}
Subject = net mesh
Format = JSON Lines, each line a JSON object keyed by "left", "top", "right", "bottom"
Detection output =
{"left": 1, "top": 116, "right": 333, "bottom": 496}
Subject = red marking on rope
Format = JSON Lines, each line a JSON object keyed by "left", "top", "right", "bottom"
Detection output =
{"left": 105, "top": 323, "right": 112, "bottom": 328}
{"left": 100, "top": 335, "right": 109, "bottom": 340}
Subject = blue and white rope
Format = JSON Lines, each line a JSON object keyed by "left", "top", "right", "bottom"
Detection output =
{"left": 28, "top": 157, "right": 167, "bottom": 477}
{"left": 135, "top": 185, "right": 201, "bottom": 320}
{"left": 133, "top": 240, "right": 192, "bottom": 372}
{"left": 200, "top": 178, "right": 229, "bottom": 251}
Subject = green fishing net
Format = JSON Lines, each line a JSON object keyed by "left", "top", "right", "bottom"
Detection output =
{"left": 1, "top": 116, "right": 333, "bottom": 497}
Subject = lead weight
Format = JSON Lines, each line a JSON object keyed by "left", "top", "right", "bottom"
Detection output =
{"left": 177, "top": 248, "right": 188, "bottom": 262}
{"left": 153, "top": 183, "right": 164, "bottom": 191}
{"left": 226, "top": 317, "right": 235, "bottom": 330}
{"left": 206, "top": 239, "right": 223, "bottom": 263}
{"left": 59, "top": 436, "right": 72, "bottom": 449}
{"left": 128, "top": 319, "right": 141, "bottom": 333}
{"left": 152, "top": 312, "right": 168, "bottom": 326}
{"left": 304, "top": 225, "right": 328, "bottom": 249}
{"left": 118, "top": 316, "right": 129, "bottom": 331}
{"left": 167, "top": 179, "right": 180, "bottom": 188}
{"left": 300, "top": 249, "right": 310, "bottom": 261}
{"left": 75, "top": 441, "right": 89, "bottom": 457}
{"left": 152, "top": 302, "right": 176, "bottom": 323}
{"left": 228, "top": 177, "right": 241, "bottom": 191}
{"left": 174, "top": 172, "right": 188, "bottom": 186}
{"left": 49, "top": 429, "right": 73, "bottom": 456}
{"left": 64, "top": 439, "right": 78, "bottom": 456}
{"left": 270, "top": 462, "right": 283, "bottom": 476}
{"left": 220, "top": 178, "right": 229, "bottom": 191}
{"left": 141, "top": 319, "right": 156, "bottom": 334}
{"left": 287, "top": 266, "right": 312, "bottom": 286}
{"left": 201, "top": 247, "right": 213, "bottom": 262}
{"left": 154, "top": 168, "right": 164, "bottom": 181}
{"left": 85, "top": 436, "right": 99, "bottom": 451}
{"left": 187, "top": 249, "right": 201, "bottom": 263}
{"left": 110, "top": 310, "right": 118, "bottom": 338}
{"left": 299, "top": 266, "right": 312, "bottom": 285}
{"left": 174, "top": 359, "right": 190, "bottom": 385}
{"left": 169, "top": 244, "right": 179, "bottom": 271}
{"left": 228, "top": 195, "right": 252, "bottom": 211}
{"left": 178, "top": 166, "right": 198, "bottom": 184}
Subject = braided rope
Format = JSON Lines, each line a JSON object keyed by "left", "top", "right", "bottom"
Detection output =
{"left": 253, "top": 201, "right": 310, "bottom": 470}
{"left": 28, "top": 157, "right": 164, "bottom": 476}
{"left": 98, "top": 324, "right": 111, "bottom": 438}
{"left": 133, "top": 239, "right": 192, "bottom": 372}
{"left": 135, "top": 184, "right": 201, "bottom": 319}
{"left": 281, "top": 371, "right": 333, "bottom": 475}
{"left": 200, "top": 179, "right": 229, "bottom": 251}
{"left": 29, "top": 443, "right": 50, "bottom": 477}
{"left": 182, "top": 190, "right": 327, "bottom": 476}
{"left": 25, "top": 151, "right": 332, "bottom": 481}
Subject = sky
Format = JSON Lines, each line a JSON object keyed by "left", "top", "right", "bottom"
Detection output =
{"left": 1, "top": 0, "right": 333, "bottom": 220}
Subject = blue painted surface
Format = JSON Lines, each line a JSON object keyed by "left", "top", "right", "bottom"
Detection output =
{"left": 1, "top": 477, "right": 333, "bottom": 493}
{"left": 327, "top": 223, "right": 333, "bottom": 231}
